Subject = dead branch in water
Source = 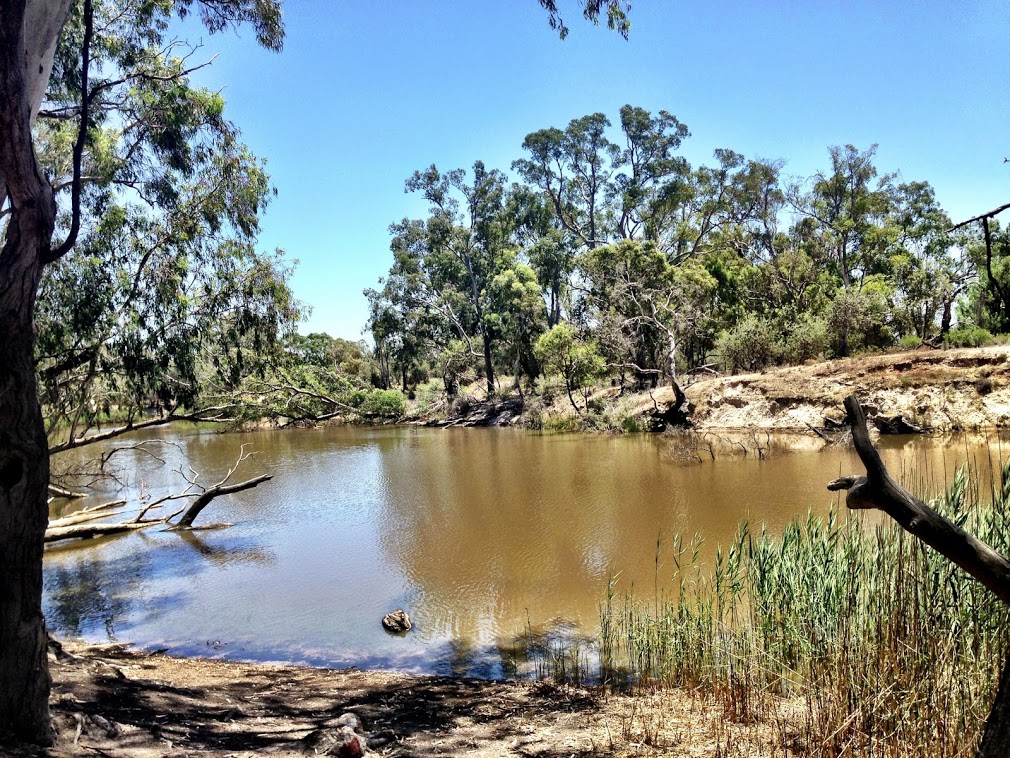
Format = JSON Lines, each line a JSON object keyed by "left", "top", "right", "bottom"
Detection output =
{"left": 44, "top": 446, "right": 273, "bottom": 543}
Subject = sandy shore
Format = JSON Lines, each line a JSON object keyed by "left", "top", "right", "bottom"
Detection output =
{"left": 3, "top": 641, "right": 798, "bottom": 757}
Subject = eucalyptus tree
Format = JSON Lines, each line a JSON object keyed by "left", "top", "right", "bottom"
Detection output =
{"left": 0, "top": 0, "right": 282, "bottom": 742}
{"left": 391, "top": 161, "right": 522, "bottom": 395}
{"left": 513, "top": 105, "right": 691, "bottom": 250}
{"left": 885, "top": 180, "right": 974, "bottom": 340}
{"left": 486, "top": 262, "right": 546, "bottom": 391}
{"left": 792, "top": 144, "right": 895, "bottom": 289}
{"left": 534, "top": 322, "right": 606, "bottom": 412}
{"left": 577, "top": 239, "right": 718, "bottom": 387}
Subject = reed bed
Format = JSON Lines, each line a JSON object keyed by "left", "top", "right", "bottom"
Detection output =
{"left": 598, "top": 458, "right": 1010, "bottom": 756}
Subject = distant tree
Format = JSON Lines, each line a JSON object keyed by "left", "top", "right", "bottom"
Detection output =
{"left": 534, "top": 323, "right": 606, "bottom": 412}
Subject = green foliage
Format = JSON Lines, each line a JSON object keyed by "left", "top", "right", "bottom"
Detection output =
{"left": 36, "top": 0, "right": 298, "bottom": 446}
{"left": 716, "top": 316, "right": 778, "bottom": 373}
{"left": 535, "top": 324, "right": 606, "bottom": 412}
{"left": 358, "top": 389, "right": 406, "bottom": 418}
{"left": 827, "top": 278, "right": 894, "bottom": 356}
{"left": 780, "top": 314, "right": 830, "bottom": 364}
{"left": 368, "top": 110, "right": 984, "bottom": 397}
{"left": 943, "top": 326, "right": 995, "bottom": 348}
{"left": 897, "top": 333, "right": 924, "bottom": 350}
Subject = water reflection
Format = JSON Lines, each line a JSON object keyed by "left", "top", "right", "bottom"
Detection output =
{"left": 43, "top": 424, "right": 1010, "bottom": 678}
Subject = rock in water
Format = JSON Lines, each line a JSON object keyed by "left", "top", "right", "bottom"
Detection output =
{"left": 381, "top": 609, "right": 412, "bottom": 633}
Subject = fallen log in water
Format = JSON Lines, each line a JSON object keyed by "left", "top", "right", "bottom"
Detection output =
{"left": 45, "top": 521, "right": 158, "bottom": 543}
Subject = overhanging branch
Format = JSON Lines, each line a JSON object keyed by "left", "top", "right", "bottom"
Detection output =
{"left": 828, "top": 394, "right": 1010, "bottom": 605}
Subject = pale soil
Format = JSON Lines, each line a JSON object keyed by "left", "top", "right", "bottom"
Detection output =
{"left": 5, "top": 642, "right": 800, "bottom": 758}
{"left": 594, "top": 345, "right": 1010, "bottom": 432}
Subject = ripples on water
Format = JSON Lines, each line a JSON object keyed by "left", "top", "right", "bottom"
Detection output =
{"left": 43, "top": 425, "right": 1010, "bottom": 677}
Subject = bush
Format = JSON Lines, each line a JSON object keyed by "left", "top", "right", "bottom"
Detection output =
{"left": 360, "top": 389, "right": 406, "bottom": 418}
{"left": 780, "top": 315, "right": 829, "bottom": 364}
{"left": 828, "top": 282, "right": 894, "bottom": 356}
{"left": 620, "top": 415, "right": 643, "bottom": 433}
{"left": 944, "top": 326, "right": 994, "bottom": 348}
{"left": 717, "top": 316, "right": 778, "bottom": 373}
{"left": 897, "top": 334, "right": 923, "bottom": 350}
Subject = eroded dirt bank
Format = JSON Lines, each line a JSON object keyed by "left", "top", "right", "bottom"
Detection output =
{"left": 6, "top": 642, "right": 797, "bottom": 757}
{"left": 582, "top": 345, "right": 1010, "bottom": 433}
{"left": 421, "top": 347, "right": 1010, "bottom": 434}
{"left": 680, "top": 345, "right": 1010, "bottom": 432}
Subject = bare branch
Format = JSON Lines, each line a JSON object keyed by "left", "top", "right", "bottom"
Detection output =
{"left": 831, "top": 395, "right": 1010, "bottom": 605}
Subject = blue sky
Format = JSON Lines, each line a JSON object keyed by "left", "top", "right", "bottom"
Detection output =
{"left": 186, "top": 0, "right": 1010, "bottom": 341}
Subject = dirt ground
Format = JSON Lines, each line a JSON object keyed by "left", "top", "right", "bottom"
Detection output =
{"left": 3, "top": 642, "right": 798, "bottom": 758}
{"left": 641, "top": 344, "right": 1010, "bottom": 432}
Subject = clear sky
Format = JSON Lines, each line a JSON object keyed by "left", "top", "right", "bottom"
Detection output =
{"left": 185, "top": 0, "right": 1010, "bottom": 342}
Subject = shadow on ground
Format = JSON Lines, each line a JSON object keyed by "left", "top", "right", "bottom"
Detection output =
{"left": 6, "top": 644, "right": 617, "bottom": 757}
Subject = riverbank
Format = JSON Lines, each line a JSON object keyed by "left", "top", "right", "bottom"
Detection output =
{"left": 10, "top": 641, "right": 793, "bottom": 757}
{"left": 417, "top": 345, "right": 1010, "bottom": 433}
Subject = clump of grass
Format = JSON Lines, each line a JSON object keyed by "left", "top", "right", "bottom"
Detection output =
{"left": 597, "top": 459, "right": 1010, "bottom": 756}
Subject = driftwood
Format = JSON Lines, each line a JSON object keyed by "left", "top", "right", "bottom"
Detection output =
{"left": 45, "top": 521, "right": 155, "bottom": 543}
{"left": 48, "top": 483, "right": 88, "bottom": 499}
{"left": 871, "top": 414, "right": 925, "bottom": 435}
{"left": 44, "top": 446, "right": 273, "bottom": 543}
{"left": 172, "top": 473, "right": 272, "bottom": 528}
{"left": 47, "top": 499, "right": 127, "bottom": 529}
{"left": 829, "top": 394, "right": 1010, "bottom": 756}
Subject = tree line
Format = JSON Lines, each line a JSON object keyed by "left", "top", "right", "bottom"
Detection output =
{"left": 363, "top": 106, "right": 1007, "bottom": 408}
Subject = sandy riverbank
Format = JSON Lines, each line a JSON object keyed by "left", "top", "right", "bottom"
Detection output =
{"left": 5, "top": 641, "right": 799, "bottom": 757}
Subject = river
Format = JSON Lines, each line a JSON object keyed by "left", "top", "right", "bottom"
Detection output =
{"left": 42, "top": 424, "right": 1010, "bottom": 677}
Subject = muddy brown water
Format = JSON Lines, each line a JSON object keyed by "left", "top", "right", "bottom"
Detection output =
{"left": 42, "top": 425, "right": 1010, "bottom": 677}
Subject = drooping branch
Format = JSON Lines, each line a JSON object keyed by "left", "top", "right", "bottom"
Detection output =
{"left": 828, "top": 394, "right": 1010, "bottom": 605}
{"left": 48, "top": 405, "right": 236, "bottom": 455}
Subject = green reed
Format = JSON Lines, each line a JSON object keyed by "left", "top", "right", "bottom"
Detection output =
{"left": 599, "top": 458, "right": 1010, "bottom": 756}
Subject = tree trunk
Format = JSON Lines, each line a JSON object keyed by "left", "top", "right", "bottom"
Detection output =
{"left": 0, "top": 232, "right": 53, "bottom": 745}
{"left": 482, "top": 329, "right": 495, "bottom": 396}
{"left": 0, "top": 3, "right": 65, "bottom": 735}
{"left": 940, "top": 298, "right": 953, "bottom": 338}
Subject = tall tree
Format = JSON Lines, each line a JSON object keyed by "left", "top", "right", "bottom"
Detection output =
{"left": 793, "top": 144, "right": 894, "bottom": 289}
{"left": 399, "top": 161, "right": 517, "bottom": 395}
{"left": 0, "top": 0, "right": 282, "bottom": 743}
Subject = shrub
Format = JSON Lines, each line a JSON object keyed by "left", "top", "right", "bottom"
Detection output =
{"left": 717, "top": 316, "right": 778, "bottom": 373}
{"left": 897, "top": 334, "right": 923, "bottom": 350}
{"left": 780, "top": 315, "right": 829, "bottom": 364}
{"left": 828, "top": 281, "right": 894, "bottom": 356}
{"left": 360, "top": 389, "right": 406, "bottom": 418}
{"left": 620, "top": 415, "right": 643, "bottom": 433}
{"left": 944, "top": 326, "right": 994, "bottom": 348}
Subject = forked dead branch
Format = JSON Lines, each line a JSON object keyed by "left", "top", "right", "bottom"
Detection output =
{"left": 45, "top": 445, "right": 272, "bottom": 544}
{"left": 829, "top": 394, "right": 1010, "bottom": 757}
